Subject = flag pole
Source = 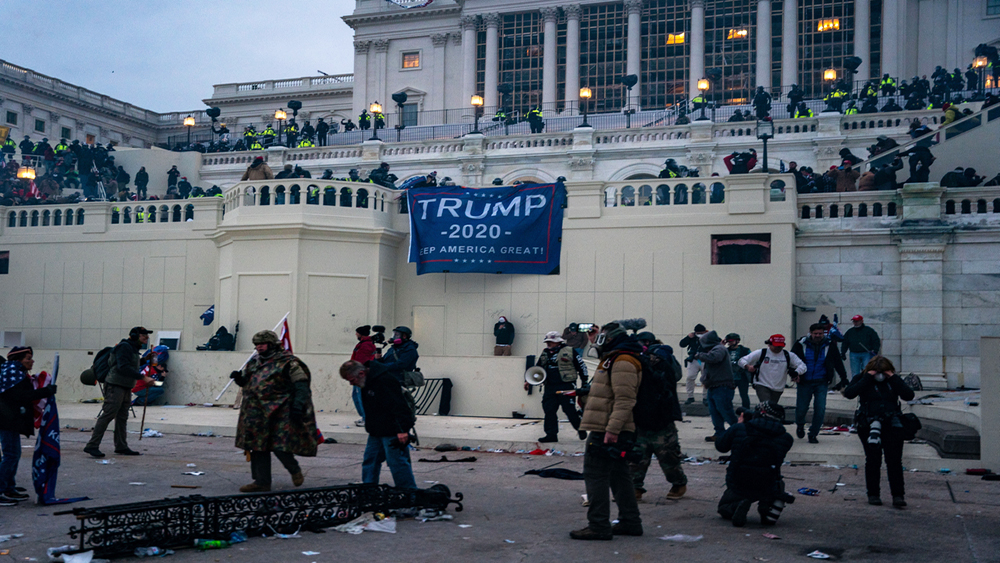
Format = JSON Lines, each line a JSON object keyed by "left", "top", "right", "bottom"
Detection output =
{"left": 214, "top": 312, "right": 290, "bottom": 402}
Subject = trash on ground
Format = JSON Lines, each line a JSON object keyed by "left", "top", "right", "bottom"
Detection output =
{"left": 141, "top": 430, "right": 164, "bottom": 438}
{"left": 265, "top": 525, "right": 302, "bottom": 539}
{"left": 48, "top": 548, "right": 101, "bottom": 563}
{"left": 523, "top": 468, "right": 584, "bottom": 480}
{"left": 229, "top": 531, "right": 248, "bottom": 544}
{"left": 194, "top": 539, "right": 230, "bottom": 550}
{"left": 458, "top": 524, "right": 473, "bottom": 528}
{"left": 129, "top": 483, "right": 146, "bottom": 486}
{"left": 966, "top": 468, "right": 993, "bottom": 475}
{"left": 434, "top": 444, "right": 458, "bottom": 452}
{"left": 332, "top": 514, "right": 397, "bottom": 534}
{"left": 191, "top": 431, "right": 215, "bottom": 437}
{"left": 526, "top": 448, "right": 549, "bottom": 455}
{"left": 504, "top": 540, "right": 516, "bottom": 544}
{"left": 417, "top": 456, "right": 477, "bottom": 463}
{"left": 134, "top": 547, "right": 173, "bottom": 558}
{"left": 421, "top": 513, "right": 453, "bottom": 522}
{"left": 939, "top": 468, "right": 952, "bottom": 474}
{"left": 0, "top": 534, "right": 24, "bottom": 543}
{"left": 806, "top": 550, "right": 831, "bottom": 559}
{"left": 659, "top": 534, "right": 703, "bottom": 542}
{"left": 182, "top": 471, "right": 206, "bottom": 476}
{"left": 302, "top": 551, "right": 320, "bottom": 556}
{"left": 96, "top": 460, "right": 114, "bottom": 465}
{"left": 186, "top": 464, "right": 197, "bottom": 467}
{"left": 797, "top": 488, "right": 820, "bottom": 496}
{"left": 763, "top": 533, "right": 781, "bottom": 539}
{"left": 170, "top": 485, "right": 200, "bottom": 489}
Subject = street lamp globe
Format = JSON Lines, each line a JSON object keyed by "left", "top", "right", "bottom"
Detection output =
{"left": 183, "top": 115, "right": 195, "bottom": 127}
{"left": 823, "top": 68, "right": 837, "bottom": 82}
{"left": 697, "top": 78, "right": 710, "bottom": 92}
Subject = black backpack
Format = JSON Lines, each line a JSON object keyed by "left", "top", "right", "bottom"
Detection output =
{"left": 606, "top": 350, "right": 682, "bottom": 432}
{"left": 93, "top": 346, "right": 114, "bottom": 384}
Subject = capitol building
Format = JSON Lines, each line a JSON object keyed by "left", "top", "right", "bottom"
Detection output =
{"left": 1, "top": 0, "right": 999, "bottom": 416}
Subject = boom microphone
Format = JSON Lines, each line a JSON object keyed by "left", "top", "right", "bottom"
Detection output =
{"left": 616, "top": 318, "right": 647, "bottom": 334}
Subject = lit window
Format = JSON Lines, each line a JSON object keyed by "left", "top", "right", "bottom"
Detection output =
{"left": 817, "top": 19, "right": 840, "bottom": 32}
{"left": 666, "top": 32, "right": 685, "bottom": 45}
{"left": 86, "top": 134, "right": 95, "bottom": 144}
{"left": 727, "top": 28, "right": 749, "bottom": 40}
{"left": 402, "top": 52, "right": 420, "bottom": 69}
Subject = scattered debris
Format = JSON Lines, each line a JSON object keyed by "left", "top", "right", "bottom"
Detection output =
{"left": 797, "top": 488, "right": 820, "bottom": 496}
{"left": 418, "top": 456, "right": 477, "bottom": 463}
{"left": 458, "top": 524, "right": 473, "bottom": 528}
{"left": 434, "top": 444, "right": 459, "bottom": 452}
{"left": 186, "top": 464, "right": 197, "bottom": 467}
{"left": 134, "top": 547, "right": 173, "bottom": 557}
{"left": 763, "top": 533, "right": 780, "bottom": 540}
{"left": 170, "top": 485, "right": 200, "bottom": 489}
{"left": 141, "top": 430, "right": 164, "bottom": 438}
{"left": 806, "top": 550, "right": 831, "bottom": 559}
{"left": 302, "top": 551, "right": 320, "bottom": 555}
{"left": 659, "top": 534, "right": 703, "bottom": 542}
{"left": 181, "top": 472, "right": 205, "bottom": 476}
{"left": 504, "top": 540, "right": 516, "bottom": 544}
{"left": 0, "top": 534, "right": 24, "bottom": 543}
{"left": 48, "top": 546, "right": 100, "bottom": 563}
{"left": 96, "top": 460, "right": 114, "bottom": 465}
{"left": 129, "top": 483, "right": 146, "bottom": 486}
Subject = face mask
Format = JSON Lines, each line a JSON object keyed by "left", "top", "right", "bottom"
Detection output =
{"left": 874, "top": 372, "right": 886, "bottom": 383}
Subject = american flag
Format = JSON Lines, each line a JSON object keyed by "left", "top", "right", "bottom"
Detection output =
{"left": 279, "top": 317, "right": 293, "bottom": 352}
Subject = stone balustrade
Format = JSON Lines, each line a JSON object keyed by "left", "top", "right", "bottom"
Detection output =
{"left": 0, "top": 199, "right": 222, "bottom": 237}
{"left": 210, "top": 74, "right": 355, "bottom": 98}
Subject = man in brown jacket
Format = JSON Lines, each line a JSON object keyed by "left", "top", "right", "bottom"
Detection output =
{"left": 241, "top": 156, "right": 274, "bottom": 181}
{"left": 571, "top": 322, "right": 643, "bottom": 541}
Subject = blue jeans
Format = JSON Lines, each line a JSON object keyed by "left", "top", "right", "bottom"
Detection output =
{"left": 0, "top": 430, "right": 22, "bottom": 493}
{"left": 706, "top": 386, "right": 737, "bottom": 438}
{"left": 132, "top": 386, "right": 165, "bottom": 406}
{"left": 850, "top": 352, "right": 873, "bottom": 377}
{"left": 362, "top": 435, "right": 416, "bottom": 489}
{"left": 352, "top": 386, "right": 365, "bottom": 420}
{"left": 795, "top": 381, "right": 828, "bottom": 437}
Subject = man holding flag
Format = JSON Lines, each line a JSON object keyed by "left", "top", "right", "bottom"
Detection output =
{"left": 0, "top": 347, "right": 57, "bottom": 503}
{"left": 229, "top": 325, "right": 318, "bottom": 493}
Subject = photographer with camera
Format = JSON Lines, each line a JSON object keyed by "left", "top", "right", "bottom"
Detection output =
{"left": 339, "top": 360, "right": 417, "bottom": 489}
{"left": 374, "top": 326, "right": 419, "bottom": 385}
{"left": 843, "top": 356, "right": 915, "bottom": 508}
{"left": 715, "top": 402, "right": 795, "bottom": 527}
{"left": 679, "top": 324, "right": 708, "bottom": 405}
{"left": 570, "top": 322, "right": 643, "bottom": 541}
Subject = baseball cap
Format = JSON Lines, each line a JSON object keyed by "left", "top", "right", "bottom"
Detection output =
{"left": 543, "top": 331, "right": 565, "bottom": 343}
{"left": 766, "top": 334, "right": 786, "bottom": 347}
{"left": 130, "top": 326, "right": 153, "bottom": 338}
{"left": 725, "top": 333, "right": 741, "bottom": 342}
{"left": 851, "top": 315, "right": 863, "bottom": 321}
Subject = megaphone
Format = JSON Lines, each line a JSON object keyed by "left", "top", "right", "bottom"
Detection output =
{"left": 524, "top": 366, "right": 546, "bottom": 386}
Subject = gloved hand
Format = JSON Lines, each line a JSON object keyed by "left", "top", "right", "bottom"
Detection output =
{"left": 290, "top": 380, "right": 311, "bottom": 425}
{"left": 230, "top": 370, "right": 247, "bottom": 387}
{"left": 43, "top": 384, "right": 58, "bottom": 397}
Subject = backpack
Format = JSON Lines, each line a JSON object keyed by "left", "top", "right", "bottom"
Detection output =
{"left": 93, "top": 346, "right": 114, "bottom": 384}
{"left": 401, "top": 369, "right": 425, "bottom": 426}
{"left": 606, "top": 350, "right": 682, "bottom": 432}
{"left": 753, "top": 348, "right": 794, "bottom": 383}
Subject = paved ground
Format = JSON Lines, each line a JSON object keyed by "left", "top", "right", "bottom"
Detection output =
{"left": 1, "top": 429, "right": 998, "bottom": 562}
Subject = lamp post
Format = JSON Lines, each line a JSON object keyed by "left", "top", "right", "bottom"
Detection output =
{"left": 369, "top": 101, "right": 383, "bottom": 141}
{"left": 756, "top": 118, "right": 774, "bottom": 173}
{"left": 183, "top": 115, "right": 195, "bottom": 146}
{"left": 696, "top": 78, "right": 710, "bottom": 121}
{"left": 579, "top": 87, "right": 593, "bottom": 128}
{"left": 974, "top": 56, "right": 988, "bottom": 100}
{"left": 470, "top": 95, "right": 484, "bottom": 134}
{"left": 822, "top": 68, "right": 838, "bottom": 112}
{"left": 274, "top": 108, "right": 287, "bottom": 146}
{"left": 16, "top": 164, "right": 35, "bottom": 180}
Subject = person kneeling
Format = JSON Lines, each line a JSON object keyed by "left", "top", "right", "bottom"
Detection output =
{"left": 715, "top": 402, "right": 795, "bottom": 527}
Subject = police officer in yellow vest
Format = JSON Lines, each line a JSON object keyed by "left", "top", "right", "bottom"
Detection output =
{"left": 249, "top": 138, "right": 264, "bottom": 150}
{"left": 54, "top": 139, "right": 69, "bottom": 153}
{"left": 530, "top": 331, "right": 588, "bottom": 443}
{"left": 879, "top": 74, "right": 897, "bottom": 96}
{"left": 262, "top": 124, "right": 276, "bottom": 147}
{"left": 297, "top": 137, "right": 315, "bottom": 148}
{"left": 285, "top": 120, "right": 298, "bottom": 148}
{"left": 794, "top": 102, "right": 814, "bottom": 118}
{"left": 844, "top": 100, "right": 859, "bottom": 115}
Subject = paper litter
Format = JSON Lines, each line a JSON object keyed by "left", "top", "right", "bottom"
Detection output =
{"left": 302, "top": 551, "right": 320, "bottom": 556}
{"left": 458, "top": 524, "right": 473, "bottom": 528}
{"left": 659, "top": 534, "right": 703, "bottom": 542}
{"left": 807, "top": 551, "right": 831, "bottom": 559}
{"left": 332, "top": 514, "right": 397, "bottom": 534}
{"left": 182, "top": 472, "right": 206, "bottom": 476}
{"left": 0, "top": 534, "right": 23, "bottom": 543}
{"left": 141, "top": 429, "right": 163, "bottom": 438}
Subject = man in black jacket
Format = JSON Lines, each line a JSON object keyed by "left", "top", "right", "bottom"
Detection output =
{"left": 86, "top": 327, "right": 154, "bottom": 458}
{"left": 316, "top": 118, "right": 330, "bottom": 146}
{"left": 374, "top": 326, "right": 419, "bottom": 384}
{"left": 790, "top": 324, "right": 847, "bottom": 443}
{"left": 134, "top": 166, "right": 149, "bottom": 199}
{"left": 715, "top": 402, "right": 794, "bottom": 527}
{"left": 340, "top": 360, "right": 417, "bottom": 489}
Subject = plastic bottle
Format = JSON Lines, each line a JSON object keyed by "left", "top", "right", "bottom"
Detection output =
{"left": 134, "top": 547, "right": 162, "bottom": 557}
{"left": 229, "top": 530, "right": 248, "bottom": 544}
{"left": 194, "top": 539, "right": 230, "bottom": 550}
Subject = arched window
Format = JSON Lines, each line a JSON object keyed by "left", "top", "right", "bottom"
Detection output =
{"left": 123, "top": 207, "right": 132, "bottom": 224}
{"left": 306, "top": 185, "right": 320, "bottom": 205}
{"left": 259, "top": 186, "right": 271, "bottom": 206}
{"left": 691, "top": 183, "right": 706, "bottom": 204}
{"left": 289, "top": 185, "right": 301, "bottom": 205}
{"left": 621, "top": 185, "right": 635, "bottom": 206}
{"left": 160, "top": 205, "right": 169, "bottom": 222}
{"left": 323, "top": 187, "right": 337, "bottom": 206}
{"left": 801, "top": 205, "right": 811, "bottom": 219}
{"left": 42, "top": 210, "right": 50, "bottom": 226}
{"left": 604, "top": 186, "right": 617, "bottom": 207}
{"left": 357, "top": 188, "right": 370, "bottom": 209}
{"left": 993, "top": 198, "right": 1000, "bottom": 213}
{"left": 858, "top": 203, "right": 868, "bottom": 217}
{"left": 673, "top": 184, "right": 688, "bottom": 205}
{"left": 961, "top": 199, "right": 971, "bottom": 214}
{"left": 76, "top": 209, "right": 85, "bottom": 225}
{"left": 844, "top": 203, "right": 853, "bottom": 217}
{"left": 172, "top": 205, "right": 182, "bottom": 222}
{"left": 977, "top": 199, "right": 987, "bottom": 214}
{"left": 274, "top": 186, "right": 286, "bottom": 205}
{"left": 244, "top": 186, "right": 256, "bottom": 206}
{"left": 887, "top": 202, "right": 897, "bottom": 216}
{"left": 185, "top": 204, "right": 194, "bottom": 221}
{"left": 147, "top": 205, "right": 156, "bottom": 223}
{"left": 945, "top": 200, "right": 955, "bottom": 214}
{"left": 30, "top": 210, "right": 39, "bottom": 226}
{"left": 829, "top": 204, "right": 839, "bottom": 218}
{"left": 637, "top": 185, "right": 652, "bottom": 206}
{"left": 655, "top": 185, "right": 670, "bottom": 205}
{"left": 709, "top": 182, "right": 725, "bottom": 203}
{"left": 66, "top": 209, "right": 75, "bottom": 225}
{"left": 815, "top": 205, "right": 824, "bottom": 219}
{"left": 340, "top": 187, "right": 353, "bottom": 208}
{"left": 54, "top": 209, "right": 62, "bottom": 226}
{"left": 7, "top": 211, "right": 16, "bottom": 228}
{"left": 872, "top": 202, "right": 883, "bottom": 217}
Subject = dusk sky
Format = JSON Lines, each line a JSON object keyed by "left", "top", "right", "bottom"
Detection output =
{"left": 3, "top": 1, "right": 356, "bottom": 113}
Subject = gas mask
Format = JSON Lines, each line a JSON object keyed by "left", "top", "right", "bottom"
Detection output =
{"left": 874, "top": 372, "right": 887, "bottom": 383}
{"left": 391, "top": 331, "right": 405, "bottom": 346}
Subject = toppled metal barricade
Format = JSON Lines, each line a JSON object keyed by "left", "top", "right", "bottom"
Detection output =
{"left": 55, "top": 483, "right": 463, "bottom": 558}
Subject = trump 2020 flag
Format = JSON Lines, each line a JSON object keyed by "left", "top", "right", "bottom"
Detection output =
{"left": 32, "top": 355, "right": 89, "bottom": 505}
{"left": 200, "top": 305, "right": 215, "bottom": 326}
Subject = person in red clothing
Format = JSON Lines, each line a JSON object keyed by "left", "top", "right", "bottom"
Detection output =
{"left": 350, "top": 326, "right": 378, "bottom": 425}
{"left": 724, "top": 149, "right": 757, "bottom": 174}
{"left": 132, "top": 346, "right": 168, "bottom": 406}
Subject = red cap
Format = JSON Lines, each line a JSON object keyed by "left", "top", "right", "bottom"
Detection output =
{"left": 852, "top": 315, "right": 863, "bottom": 321}
{"left": 767, "top": 334, "right": 786, "bottom": 347}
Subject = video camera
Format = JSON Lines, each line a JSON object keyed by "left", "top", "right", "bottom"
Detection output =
{"left": 598, "top": 439, "right": 642, "bottom": 463}
{"left": 371, "top": 325, "right": 387, "bottom": 348}
{"left": 389, "top": 432, "right": 418, "bottom": 450}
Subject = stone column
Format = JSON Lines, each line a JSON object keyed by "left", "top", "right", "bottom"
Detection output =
{"left": 541, "top": 7, "right": 559, "bottom": 115}
{"left": 373, "top": 39, "right": 390, "bottom": 109}
{"left": 756, "top": 0, "right": 772, "bottom": 89}
{"left": 896, "top": 183, "right": 951, "bottom": 387}
{"left": 564, "top": 5, "right": 582, "bottom": 114}
{"left": 431, "top": 33, "right": 450, "bottom": 112}
{"left": 484, "top": 13, "right": 501, "bottom": 109}
{"left": 881, "top": 0, "right": 899, "bottom": 79}
{"left": 625, "top": 0, "right": 644, "bottom": 110}
{"left": 854, "top": 0, "right": 871, "bottom": 81}
{"left": 353, "top": 40, "right": 371, "bottom": 118}
{"left": 781, "top": 0, "right": 797, "bottom": 89}
{"left": 461, "top": 15, "right": 479, "bottom": 107}
{"left": 690, "top": 0, "right": 706, "bottom": 100}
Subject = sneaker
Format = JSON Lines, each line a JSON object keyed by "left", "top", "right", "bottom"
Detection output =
{"left": 115, "top": 449, "right": 142, "bottom": 456}
{"left": 666, "top": 485, "right": 687, "bottom": 500}
{"left": 796, "top": 425, "right": 805, "bottom": 439}
{"left": 1, "top": 490, "right": 28, "bottom": 500}
{"left": 611, "top": 522, "right": 643, "bottom": 536}
{"left": 0, "top": 497, "right": 19, "bottom": 507}
{"left": 892, "top": 496, "right": 907, "bottom": 508}
{"left": 868, "top": 495, "right": 883, "bottom": 505}
{"left": 578, "top": 430, "right": 588, "bottom": 440}
{"left": 538, "top": 435, "right": 558, "bottom": 443}
{"left": 808, "top": 436, "right": 819, "bottom": 444}
{"left": 732, "top": 499, "right": 752, "bottom": 527}
{"left": 704, "top": 435, "right": 715, "bottom": 442}
{"left": 292, "top": 471, "right": 304, "bottom": 487}
{"left": 239, "top": 482, "right": 271, "bottom": 493}
{"left": 569, "top": 527, "right": 613, "bottom": 541}
{"left": 684, "top": 398, "right": 695, "bottom": 405}
{"left": 84, "top": 447, "right": 105, "bottom": 458}
{"left": 355, "top": 419, "right": 365, "bottom": 426}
